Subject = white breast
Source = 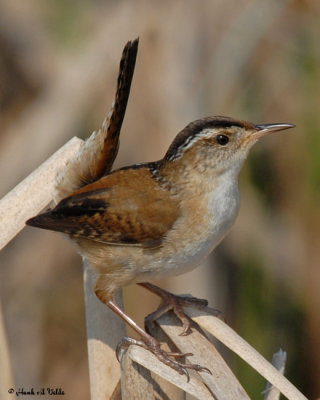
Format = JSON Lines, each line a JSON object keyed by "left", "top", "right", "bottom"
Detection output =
{"left": 137, "top": 170, "right": 240, "bottom": 281}
{"left": 207, "top": 170, "right": 240, "bottom": 242}
{"left": 183, "top": 175, "right": 239, "bottom": 271}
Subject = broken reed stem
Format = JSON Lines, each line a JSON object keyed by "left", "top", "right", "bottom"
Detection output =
{"left": 0, "top": 137, "right": 83, "bottom": 250}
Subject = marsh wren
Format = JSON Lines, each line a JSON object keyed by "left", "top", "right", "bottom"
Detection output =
{"left": 26, "top": 39, "right": 295, "bottom": 378}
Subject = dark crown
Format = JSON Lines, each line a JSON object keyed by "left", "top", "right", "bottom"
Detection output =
{"left": 164, "top": 116, "right": 253, "bottom": 161}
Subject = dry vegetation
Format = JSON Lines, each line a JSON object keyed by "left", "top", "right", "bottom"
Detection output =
{"left": 0, "top": 1, "right": 319, "bottom": 399}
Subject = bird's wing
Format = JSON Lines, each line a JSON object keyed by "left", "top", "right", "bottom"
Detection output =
{"left": 27, "top": 167, "right": 179, "bottom": 249}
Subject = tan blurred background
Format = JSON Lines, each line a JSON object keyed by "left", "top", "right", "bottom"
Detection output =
{"left": 0, "top": 0, "right": 319, "bottom": 398}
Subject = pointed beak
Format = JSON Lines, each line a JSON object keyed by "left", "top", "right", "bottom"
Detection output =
{"left": 253, "top": 123, "right": 295, "bottom": 139}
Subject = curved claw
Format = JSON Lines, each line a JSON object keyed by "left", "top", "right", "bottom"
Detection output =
{"left": 180, "top": 367, "right": 190, "bottom": 382}
{"left": 178, "top": 321, "right": 192, "bottom": 336}
{"left": 203, "top": 367, "right": 212, "bottom": 375}
{"left": 195, "top": 365, "right": 212, "bottom": 375}
{"left": 116, "top": 337, "right": 145, "bottom": 362}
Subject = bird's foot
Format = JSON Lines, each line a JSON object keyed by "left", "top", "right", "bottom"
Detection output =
{"left": 138, "top": 282, "right": 220, "bottom": 336}
{"left": 116, "top": 335, "right": 211, "bottom": 381}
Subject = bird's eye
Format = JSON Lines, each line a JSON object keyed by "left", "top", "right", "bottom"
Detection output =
{"left": 215, "top": 134, "right": 229, "bottom": 146}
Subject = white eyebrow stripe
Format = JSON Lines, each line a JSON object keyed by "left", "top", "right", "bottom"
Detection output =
{"left": 168, "top": 129, "right": 214, "bottom": 161}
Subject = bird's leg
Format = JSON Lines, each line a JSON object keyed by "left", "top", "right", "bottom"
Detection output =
{"left": 138, "top": 282, "right": 219, "bottom": 336}
{"left": 95, "top": 288, "right": 209, "bottom": 380}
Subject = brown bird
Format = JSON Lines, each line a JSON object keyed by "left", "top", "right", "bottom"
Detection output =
{"left": 26, "top": 39, "right": 295, "bottom": 378}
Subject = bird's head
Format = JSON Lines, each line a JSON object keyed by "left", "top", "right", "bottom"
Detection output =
{"left": 162, "top": 116, "right": 294, "bottom": 180}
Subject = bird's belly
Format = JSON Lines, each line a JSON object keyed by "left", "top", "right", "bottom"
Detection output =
{"left": 136, "top": 190, "right": 240, "bottom": 281}
{"left": 155, "top": 233, "right": 220, "bottom": 278}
